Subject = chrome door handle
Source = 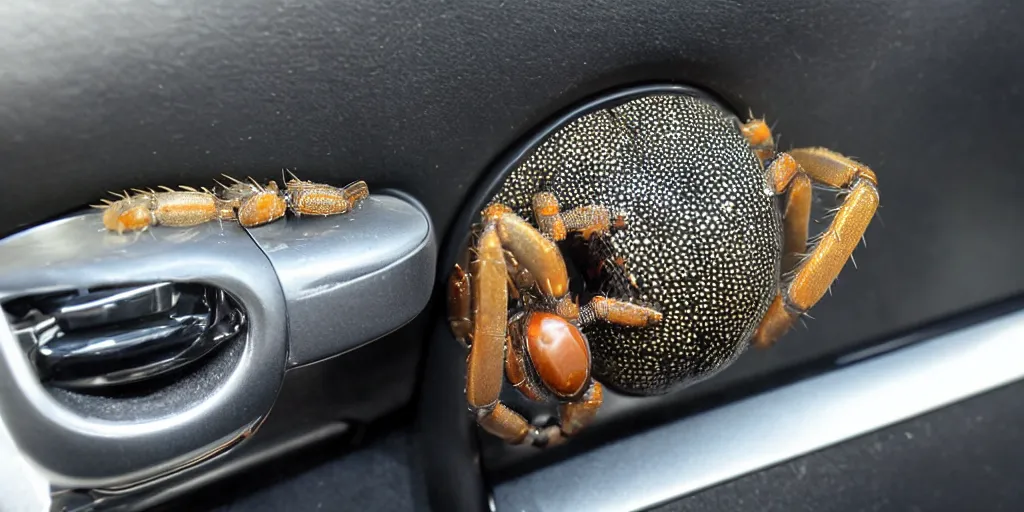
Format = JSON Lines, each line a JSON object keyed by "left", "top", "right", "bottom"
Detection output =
{"left": 0, "top": 188, "right": 435, "bottom": 501}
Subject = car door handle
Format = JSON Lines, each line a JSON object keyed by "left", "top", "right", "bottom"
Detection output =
{"left": 0, "top": 187, "right": 435, "bottom": 499}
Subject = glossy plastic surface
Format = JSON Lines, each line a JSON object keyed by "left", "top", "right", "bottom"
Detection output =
{"left": 247, "top": 191, "right": 436, "bottom": 366}
{"left": 11, "top": 283, "right": 245, "bottom": 389}
{"left": 36, "top": 282, "right": 177, "bottom": 331}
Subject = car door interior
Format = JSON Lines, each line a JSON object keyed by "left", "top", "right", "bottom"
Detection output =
{"left": 2, "top": 0, "right": 1023, "bottom": 511}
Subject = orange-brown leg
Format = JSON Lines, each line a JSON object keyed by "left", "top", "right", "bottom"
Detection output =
{"left": 753, "top": 149, "right": 879, "bottom": 347}
{"left": 578, "top": 296, "right": 663, "bottom": 328}
{"left": 465, "top": 223, "right": 564, "bottom": 446}
{"left": 465, "top": 224, "right": 532, "bottom": 443}
{"left": 503, "top": 249, "right": 536, "bottom": 295}
{"left": 484, "top": 203, "right": 570, "bottom": 299}
{"left": 768, "top": 154, "right": 814, "bottom": 277}
{"left": 740, "top": 118, "right": 776, "bottom": 163}
{"left": 532, "top": 192, "right": 626, "bottom": 241}
{"left": 559, "top": 381, "right": 603, "bottom": 437}
{"left": 342, "top": 180, "right": 370, "bottom": 203}
{"left": 447, "top": 264, "right": 473, "bottom": 346}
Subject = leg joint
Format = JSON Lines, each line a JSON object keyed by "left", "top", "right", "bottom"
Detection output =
{"left": 469, "top": 400, "right": 498, "bottom": 418}
{"left": 780, "top": 292, "right": 807, "bottom": 317}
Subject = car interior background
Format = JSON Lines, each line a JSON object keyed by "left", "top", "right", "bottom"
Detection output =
{"left": 1, "top": 1, "right": 1023, "bottom": 511}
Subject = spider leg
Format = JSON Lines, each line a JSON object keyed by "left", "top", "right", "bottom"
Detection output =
{"left": 466, "top": 201, "right": 657, "bottom": 447}
{"left": 558, "top": 380, "right": 603, "bottom": 437}
{"left": 532, "top": 192, "right": 626, "bottom": 241}
{"left": 464, "top": 223, "right": 563, "bottom": 446}
{"left": 773, "top": 154, "right": 813, "bottom": 278}
{"left": 465, "top": 223, "right": 532, "bottom": 443}
{"left": 447, "top": 263, "right": 473, "bottom": 346}
{"left": 483, "top": 203, "right": 569, "bottom": 299}
{"left": 740, "top": 118, "right": 776, "bottom": 163}
{"left": 577, "top": 296, "right": 662, "bottom": 328}
{"left": 753, "top": 148, "right": 879, "bottom": 347}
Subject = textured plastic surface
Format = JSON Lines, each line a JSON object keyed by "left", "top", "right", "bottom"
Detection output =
{"left": 0, "top": 213, "right": 288, "bottom": 489}
{"left": 246, "top": 192, "right": 436, "bottom": 366}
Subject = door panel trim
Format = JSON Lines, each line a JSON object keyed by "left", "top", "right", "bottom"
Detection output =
{"left": 493, "top": 306, "right": 1024, "bottom": 511}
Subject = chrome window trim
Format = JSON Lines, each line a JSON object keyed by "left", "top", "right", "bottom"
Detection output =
{"left": 493, "top": 307, "right": 1024, "bottom": 512}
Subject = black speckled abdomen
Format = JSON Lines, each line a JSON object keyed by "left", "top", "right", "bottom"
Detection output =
{"left": 490, "top": 93, "right": 783, "bottom": 395}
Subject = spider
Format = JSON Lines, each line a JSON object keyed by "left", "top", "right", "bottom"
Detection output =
{"left": 446, "top": 92, "right": 879, "bottom": 446}
{"left": 448, "top": 197, "right": 663, "bottom": 447}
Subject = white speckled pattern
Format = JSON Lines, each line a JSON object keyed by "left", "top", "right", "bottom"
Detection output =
{"left": 489, "top": 94, "right": 783, "bottom": 395}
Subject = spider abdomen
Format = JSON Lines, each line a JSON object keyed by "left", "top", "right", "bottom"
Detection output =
{"left": 491, "top": 93, "right": 784, "bottom": 395}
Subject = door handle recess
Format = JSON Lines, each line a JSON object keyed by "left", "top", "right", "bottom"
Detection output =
{"left": 8, "top": 282, "right": 245, "bottom": 390}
